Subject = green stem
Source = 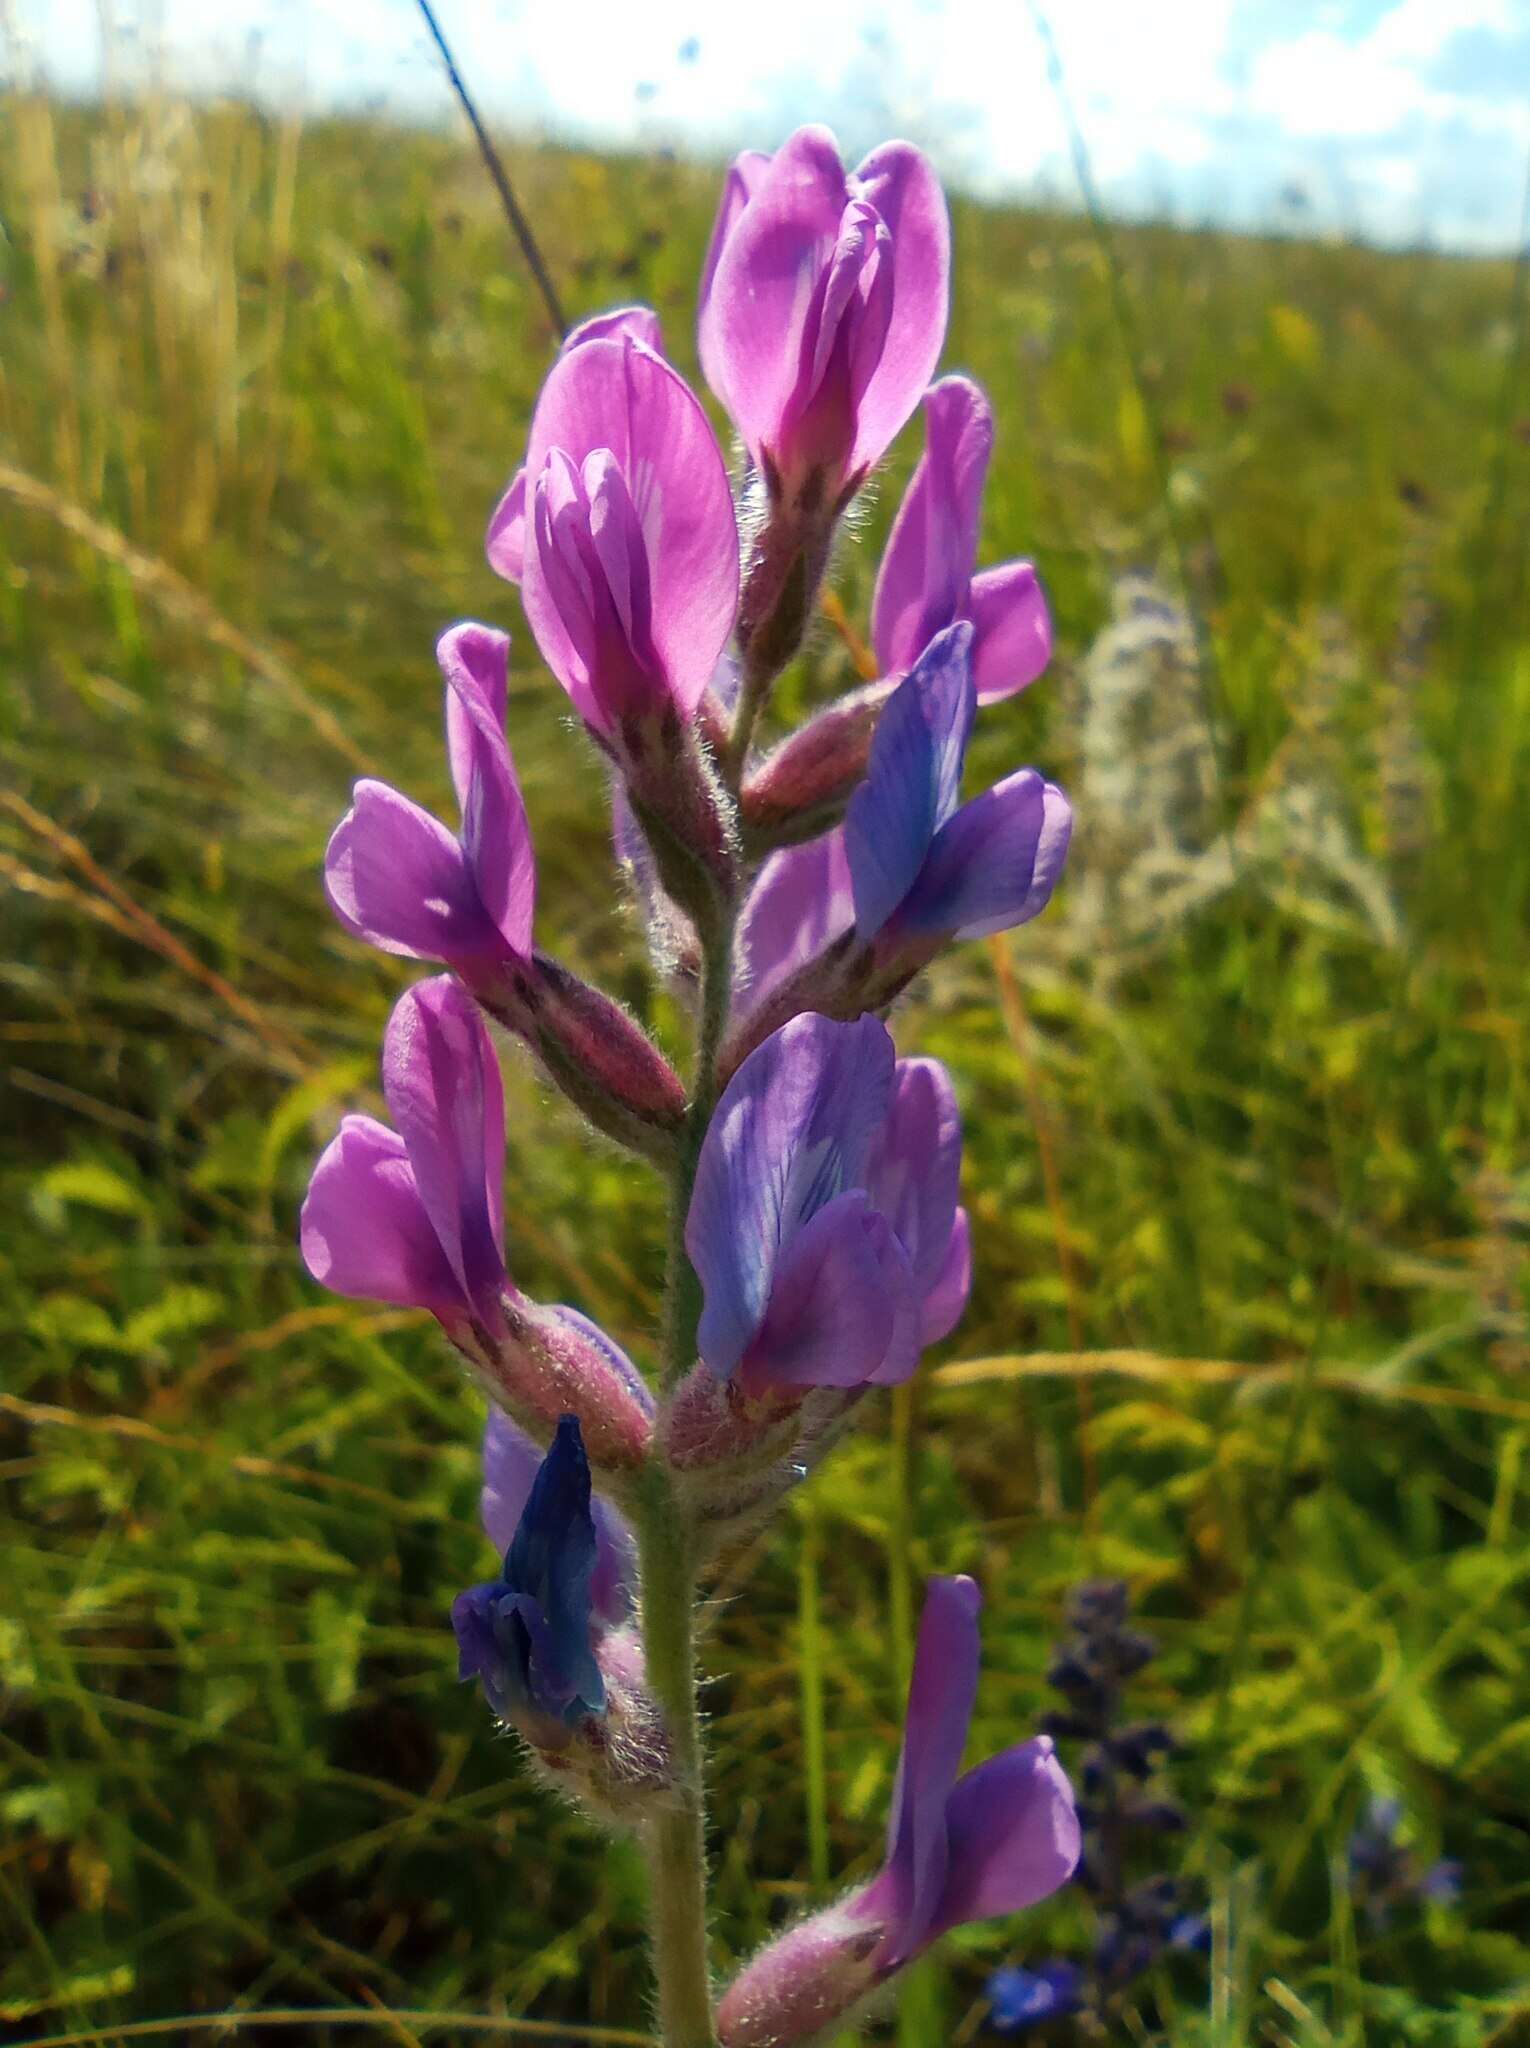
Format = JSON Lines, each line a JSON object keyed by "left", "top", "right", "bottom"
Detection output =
{"left": 640, "top": 910, "right": 737, "bottom": 2048}
{"left": 798, "top": 1503, "right": 829, "bottom": 1889}
{"left": 637, "top": 1467, "right": 716, "bottom": 2048}
{"left": 660, "top": 909, "right": 735, "bottom": 1389}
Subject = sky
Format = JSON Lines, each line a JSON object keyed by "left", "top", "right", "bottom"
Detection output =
{"left": 11, "top": 0, "right": 1530, "bottom": 252}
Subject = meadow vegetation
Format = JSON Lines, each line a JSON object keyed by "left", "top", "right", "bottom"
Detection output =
{"left": 2, "top": 87, "right": 1529, "bottom": 2045}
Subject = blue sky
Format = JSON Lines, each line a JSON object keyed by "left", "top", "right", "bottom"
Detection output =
{"left": 12, "top": 0, "right": 1530, "bottom": 250}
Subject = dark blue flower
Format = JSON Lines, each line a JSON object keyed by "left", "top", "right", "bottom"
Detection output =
{"left": 452, "top": 1414, "right": 608, "bottom": 1738}
{"left": 987, "top": 1961, "right": 1085, "bottom": 2031}
{"left": 1169, "top": 1912, "right": 1211, "bottom": 1954}
{"left": 1347, "top": 1796, "right": 1463, "bottom": 1924}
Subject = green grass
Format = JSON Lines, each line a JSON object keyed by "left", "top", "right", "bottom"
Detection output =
{"left": 3, "top": 87, "right": 1529, "bottom": 2046}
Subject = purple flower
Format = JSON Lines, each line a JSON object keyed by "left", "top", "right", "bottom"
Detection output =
{"left": 452, "top": 1414, "right": 609, "bottom": 1736}
{"left": 686, "top": 1014, "right": 970, "bottom": 1395}
{"left": 300, "top": 975, "right": 508, "bottom": 1340}
{"left": 456, "top": 1412, "right": 671, "bottom": 1810}
{"left": 698, "top": 126, "right": 950, "bottom": 506}
{"left": 486, "top": 306, "right": 666, "bottom": 584}
{"left": 735, "top": 625, "right": 1071, "bottom": 1018}
{"left": 872, "top": 377, "right": 1051, "bottom": 704}
{"left": 716, "top": 1577, "right": 1079, "bottom": 2048}
{"left": 986, "top": 1961, "right": 1085, "bottom": 2031}
{"left": 324, "top": 624, "right": 534, "bottom": 984}
{"left": 855, "top": 1578, "right": 1080, "bottom": 1967}
{"left": 843, "top": 623, "right": 1070, "bottom": 948}
{"left": 480, "top": 1408, "right": 635, "bottom": 1630}
{"left": 517, "top": 326, "right": 738, "bottom": 741}
{"left": 300, "top": 978, "right": 654, "bottom": 1466}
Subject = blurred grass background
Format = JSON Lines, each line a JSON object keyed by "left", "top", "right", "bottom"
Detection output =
{"left": 2, "top": 69, "right": 1530, "bottom": 2048}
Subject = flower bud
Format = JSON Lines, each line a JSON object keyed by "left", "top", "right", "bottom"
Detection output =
{"left": 459, "top": 1299, "right": 655, "bottom": 1474}
{"left": 717, "top": 1904, "right": 885, "bottom": 2048}
{"left": 739, "top": 677, "right": 895, "bottom": 850}
{"left": 473, "top": 951, "right": 686, "bottom": 1166}
{"left": 455, "top": 1418, "right": 672, "bottom": 1822}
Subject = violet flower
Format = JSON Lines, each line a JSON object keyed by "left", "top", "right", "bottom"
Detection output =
{"left": 325, "top": 623, "right": 533, "bottom": 985}
{"left": 716, "top": 1577, "right": 1080, "bottom": 2048}
{"left": 323, "top": 620, "right": 685, "bottom": 1152}
{"left": 479, "top": 1408, "right": 635, "bottom": 1628}
{"left": 685, "top": 1013, "right": 970, "bottom": 1397}
{"left": 732, "top": 624, "right": 1071, "bottom": 1040}
{"left": 987, "top": 1962, "right": 1086, "bottom": 2032}
{"left": 453, "top": 1414, "right": 612, "bottom": 1737}
{"left": 698, "top": 126, "right": 949, "bottom": 509}
{"left": 872, "top": 377, "right": 1051, "bottom": 704}
{"left": 516, "top": 324, "right": 738, "bottom": 743}
{"left": 454, "top": 1412, "right": 670, "bottom": 1813}
{"left": 991, "top": 1581, "right": 1207, "bottom": 2033}
{"left": 299, "top": 977, "right": 653, "bottom": 1467}
{"left": 486, "top": 305, "right": 666, "bottom": 585}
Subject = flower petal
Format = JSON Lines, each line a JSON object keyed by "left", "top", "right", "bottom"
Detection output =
{"left": 324, "top": 780, "right": 496, "bottom": 964}
{"left": 562, "top": 304, "right": 664, "bottom": 354}
{"left": 733, "top": 829, "right": 855, "bottom": 1015}
{"left": 484, "top": 312, "right": 665, "bottom": 588}
{"left": 438, "top": 623, "right": 535, "bottom": 962}
{"left": 918, "top": 1207, "right": 972, "bottom": 1347}
{"left": 969, "top": 560, "right": 1052, "bottom": 705}
{"left": 867, "top": 1574, "right": 983, "bottom": 1967}
{"left": 381, "top": 976, "right": 506, "bottom": 1324}
{"left": 697, "top": 125, "right": 849, "bottom": 460}
{"left": 697, "top": 149, "right": 772, "bottom": 329}
{"left": 844, "top": 622, "right": 975, "bottom": 940}
{"left": 846, "top": 141, "right": 950, "bottom": 476}
{"left": 898, "top": 773, "right": 1071, "bottom": 943}
{"left": 743, "top": 1190, "right": 914, "bottom": 1391}
{"left": 688, "top": 1012, "right": 895, "bottom": 1380}
{"left": 300, "top": 1114, "right": 460, "bottom": 1319}
{"left": 501, "top": 1414, "right": 607, "bottom": 1721}
{"left": 929, "top": 1737, "right": 1081, "bottom": 1939}
{"left": 863, "top": 1057, "right": 963, "bottom": 1298}
{"left": 486, "top": 467, "right": 527, "bottom": 583}
{"left": 872, "top": 377, "right": 992, "bottom": 674}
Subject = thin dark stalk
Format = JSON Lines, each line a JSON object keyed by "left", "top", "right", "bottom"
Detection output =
{"left": 1470, "top": 138, "right": 1530, "bottom": 663}
{"left": 413, "top": 0, "right": 568, "bottom": 337}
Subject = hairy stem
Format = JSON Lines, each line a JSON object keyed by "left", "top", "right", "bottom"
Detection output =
{"left": 640, "top": 912, "right": 737, "bottom": 2048}
{"left": 661, "top": 909, "right": 736, "bottom": 1390}
{"left": 637, "top": 1469, "right": 716, "bottom": 2048}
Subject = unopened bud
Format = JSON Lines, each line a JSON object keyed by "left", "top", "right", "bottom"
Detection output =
{"left": 457, "top": 1299, "right": 655, "bottom": 1473}
{"left": 740, "top": 678, "right": 894, "bottom": 850}
{"left": 717, "top": 1900, "right": 887, "bottom": 2048}
{"left": 532, "top": 1624, "right": 673, "bottom": 1824}
{"left": 475, "top": 952, "right": 686, "bottom": 1165}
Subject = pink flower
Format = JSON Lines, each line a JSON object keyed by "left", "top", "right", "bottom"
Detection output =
{"left": 517, "top": 329, "right": 738, "bottom": 740}
{"left": 699, "top": 127, "right": 949, "bottom": 506}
